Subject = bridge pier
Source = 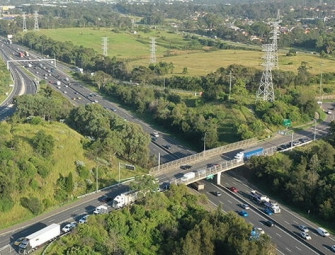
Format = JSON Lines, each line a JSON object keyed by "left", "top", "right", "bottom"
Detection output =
{"left": 215, "top": 172, "right": 221, "bottom": 185}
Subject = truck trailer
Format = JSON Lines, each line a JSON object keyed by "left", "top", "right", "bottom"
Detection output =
{"left": 19, "top": 223, "right": 60, "bottom": 253}
{"left": 235, "top": 147, "right": 264, "bottom": 162}
{"left": 191, "top": 181, "right": 205, "bottom": 190}
{"left": 112, "top": 191, "right": 138, "bottom": 209}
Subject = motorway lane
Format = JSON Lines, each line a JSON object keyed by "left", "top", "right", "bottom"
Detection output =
{"left": 200, "top": 181, "right": 320, "bottom": 255}
{"left": 218, "top": 171, "right": 335, "bottom": 255}
{"left": 0, "top": 185, "right": 129, "bottom": 252}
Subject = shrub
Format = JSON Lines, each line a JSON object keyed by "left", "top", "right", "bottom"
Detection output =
{"left": 0, "top": 196, "right": 14, "bottom": 212}
{"left": 20, "top": 197, "right": 43, "bottom": 215}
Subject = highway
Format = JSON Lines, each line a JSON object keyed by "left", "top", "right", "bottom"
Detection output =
{"left": 0, "top": 40, "right": 334, "bottom": 254}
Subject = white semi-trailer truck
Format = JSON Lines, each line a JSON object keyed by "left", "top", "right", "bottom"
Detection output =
{"left": 112, "top": 191, "right": 138, "bottom": 209}
{"left": 19, "top": 223, "right": 61, "bottom": 253}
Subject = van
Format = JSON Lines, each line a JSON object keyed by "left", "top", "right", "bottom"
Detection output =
{"left": 317, "top": 227, "right": 329, "bottom": 237}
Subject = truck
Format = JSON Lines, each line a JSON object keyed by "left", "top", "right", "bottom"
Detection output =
{"left": 234, "top": 147, "right": 264, "bottom": 162}
{"left": 19, "top": 223, "right": 60, "bottom": 253}
{"left": 250, "top": 190, "right": 269, "bottom": 204}
{"left": 191, "top": 181, "right": 205, "bottom": 190}
{"left": 264, "top": 201, "right": 281, "bottom": 213}
{"left": 24, "top": 51, "right": 29, "bottom": 57}
{"left": 112, "top": 191, "right": 138, "bottom": 209}
{"left": 93, "top": 205, "right": 108, "bottom": 215}
{"left": 56, "top": 80, "right": 61, "bottom": 86}
{"left": 181, "top": 172, "right": 195, "bottom": 182}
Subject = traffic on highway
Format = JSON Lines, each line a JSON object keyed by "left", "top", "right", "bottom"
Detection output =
{"left": 0, "top": 39, "right": 335, "bottom": 254}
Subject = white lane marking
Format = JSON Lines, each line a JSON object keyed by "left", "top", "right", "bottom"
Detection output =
{"left": 47, "top": 219, "right": 55, "bottom": 223}
{"left": 284, "top": 221, "right": 290, "bottom": 225}
{"left": 276, "top": 249, "right": 286, "bottom": 255}
{"left": 296, "top": 246, "right": 302, "bottom": 251}
{"left": 293, "top": 220, "right": 298, "bottom": 224}
{"left": 211, "top": 182, "right": 320, "bottom": 255}
{"left": 227, "top": 200, "right": 232, "bottom": 204}
{"left": 233, "top": 178, "right": 240, "bottom": 183}
{"left": 286, "top": 248, "right": 292, "bottom": 252}
{"left": 225, "top": 182, "right": 229, "bottom": 185}
{"left": 276, "top": 233, "right": 282, "bottom": 238}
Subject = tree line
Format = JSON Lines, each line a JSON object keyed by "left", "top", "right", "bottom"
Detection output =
{"left": 248, "top": 137, "right": 335, "bottom": 222}
{"left": 46, "top": 185, "right": 276, "bottom": 255}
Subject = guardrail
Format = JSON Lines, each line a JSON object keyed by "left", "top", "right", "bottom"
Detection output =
{"left": 150, "top": 138, "right": 258, "bottom": 175}
{"left": 169, "top": 146, "right": 277, "bottom": 185}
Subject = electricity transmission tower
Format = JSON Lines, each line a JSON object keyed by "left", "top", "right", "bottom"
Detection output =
{"left": 102, "top": 37, "right": 108, "bottom": 56}
{"left": 270, "top": 10, "right": 281, "bottom": 69}
{"left": 34, "top": 11, "right": 39, "bottom": 31}
{"left": 150, "top": 37, "right": 156, "bottom": 64}
{"left": 22, "top": 12, "right": 27, "bottom": 32}
{"left": 256, "top": 44, "right": 275, "bottom": 102}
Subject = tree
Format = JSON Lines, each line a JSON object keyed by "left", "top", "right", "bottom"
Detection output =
{"left": 31, "top": 130, "right": 55, "bottom": 157}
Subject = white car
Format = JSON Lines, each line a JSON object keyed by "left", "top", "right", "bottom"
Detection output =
{"left": 78, "top": 215, "right": 89, "bottom": 224}
{"left": 254, "top": 227, "right": 265, "bottom": 235}
{"left": 62, "top": 222, "right": 77, "bottom": 233}
{"left": 301, "top": 232, "right": 311, "bottom": 240}
{"left": 241, "top": 204, "right": 250, "bottom": 210}
{"left": 331, "top": 245, "right": 335, "bottom": 252}
{"left": 298, "top": 225, "right": 309, "bottom": 232}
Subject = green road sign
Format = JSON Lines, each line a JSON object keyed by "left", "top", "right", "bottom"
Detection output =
{"left": 206, "top": 174, "right": 214, "bottom": 180}
{"left": 283, "top": 119, "right": 292, "bottom": 127}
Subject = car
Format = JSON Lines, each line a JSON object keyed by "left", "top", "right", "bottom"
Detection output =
{"left": 253, "top": 227, "right": 265, "bottom": 235}
{"left": 230, "top": 187, "right": 238, "bottom": 193}
{"left": 180, "top": 165, "right": 192, "bottom": 170}
{"left": 300, "top": 232, "right": 312, "bottom": 240}
{"left": 111, "top": 108, "right": 117, "bottom": 112}
{"left": 213, "top": 191, "right": 222, "bottom": 197}
{"left": 241, "top": 203, "right": 250, "bottom": 209}
{"left": 151, "top": 137, "right": 157, "bottom": 142}
{"left": 298, "top": 225, "right": 309, "bottom": 233}
{"left": 164, "top": 144, "right": 171, "bottom": 150}
{"left": 94, "top": 100, "right": 99, "bottom": 103}
{"left": 62, "top": 223, "right": 73, "bottom": 233}
{"left": 208, "top": 163, "right": 219, "bottom": 168}
{"left": 14, "top": 237, "right": 25, "bottom": 246}
{"left": 264, "top": 220, "right": 274, "bottom": 227}
{"left": 63, "top": 91, "right": 67, "bottom": 94}
{"left": 317, "top": 227, "right": 330, "bottom": 237}
{"left": 328, "top": 111, "right": 332, "bottom": 115}
{"left": 263, "top": 207, "right": 273, "bottom": 215}
{"left": 331, "top": 245, "right": 335, "bottom": 252}
{"left": 238, "top": 210, "right": 249, "bottom": 217}
{"left": 78, "top": 214, "right": 89, "bottom": 224}
{"left": 99, "top": 195, "right": 112, "bottom": 203}
{"left": 152, "top": 131, "right": 159, "bottom": 137}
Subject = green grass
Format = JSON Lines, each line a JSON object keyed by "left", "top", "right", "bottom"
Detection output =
{"left": 0, "top": 60, "right": 13, "bottom": 103}
{"left": 0, "top": 121, "right": 143, "bottom": 229}
{"left": 36, "top": 27, "right": 335, "bottom": 77}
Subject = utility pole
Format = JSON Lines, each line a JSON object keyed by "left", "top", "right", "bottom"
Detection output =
{"left": 22, "top": 12, "right": 27, "bottom": 32}
{"left": 34, "top": 11, "right": 39, "bottom": 31}
{"left": 291, "top": 132, "right": 294, "bottom": 150}
{"left": 95, "top": 165, "right": 99, "bottom": 193}
{"left": 102, "top": 37, "right": 108, "bottom": 56}
{"left": 158, "top": 153, "right": 161, "bottom": 171}
{"left": 229, "top": 71, "right": 232, "bottom": 100}
{"left": 314, "top": 119, "right": 317, "bottom": 141}
{"left": 203, "top": 132, "right": 207, "bottom": 156}
{"left": 256, "top": 44, "right": 275, "bottom": 102}
{"left": 118, "top": 162, "right": 121, "bottom": 185}
{"left": 150, "top": 37, "right": 156, "bottom": 64}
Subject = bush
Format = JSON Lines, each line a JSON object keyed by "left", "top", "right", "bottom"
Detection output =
{"left": 0, "top": 196, "right": 14, "bottom": 212}
{"left": 20, "top": 197, "right": 43, "bottom": 215}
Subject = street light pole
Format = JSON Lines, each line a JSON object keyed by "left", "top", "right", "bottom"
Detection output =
{"left": 291, "top": 131, "right": 294, "bottom": 150}
{"left": 95, "top": 165, "right": 99, "bottom": 193}
{"left": 118, "top": 162, "right": 121, "bottom": 185}
{"left": 314, "top": 119, "right": 317, "bottom": 141}
{"left": 203, "top": 132, "right": 207, "bottom": 156}
{"left": 158, "top": 153, "right": 161, "bottom": 172}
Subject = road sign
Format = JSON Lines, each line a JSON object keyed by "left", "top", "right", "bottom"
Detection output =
{"left": 283, "top": 119, "right": 291, "bottom": 127}
{"left": 125, "top": 164, "right": 135, "bottom": 170}
{"left": 206, "top": 174, "right": 214, "bottom": 180}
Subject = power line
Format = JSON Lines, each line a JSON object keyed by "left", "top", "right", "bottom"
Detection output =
{"left": 102, "top": 37, "right": 108, "bottom": 56}
{"left": 150, "top": 37, "right": 156, "bottom": 64}
{"left": 256, "top": 44, "right": 275, "bottom": 102}
{"left": 34, "top": 11, "right": 39, "bottom": 31}
{"left": 22, "top": 12, "right": 27, "bottom": 32}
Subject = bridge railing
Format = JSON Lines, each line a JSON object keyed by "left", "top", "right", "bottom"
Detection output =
{"left": 168, "top": 146, "right": 277, "bottom": 185}
{"left": 150, "top": 138, "right": 258, "bottom": 175}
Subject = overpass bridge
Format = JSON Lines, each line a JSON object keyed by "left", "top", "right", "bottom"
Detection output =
{"left": 168, "top": 146, "right": 277, "bottom": 186}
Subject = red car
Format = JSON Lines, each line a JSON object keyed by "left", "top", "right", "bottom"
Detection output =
{"left": 230, "top": 187, "right": 238, "bottom": 193}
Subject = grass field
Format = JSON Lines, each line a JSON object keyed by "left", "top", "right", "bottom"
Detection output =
{"left": 36, "top": 27, "right": 335, "bottom": 76}
{"left": 0, "top": 121, "right": 141, "bottom": 229}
